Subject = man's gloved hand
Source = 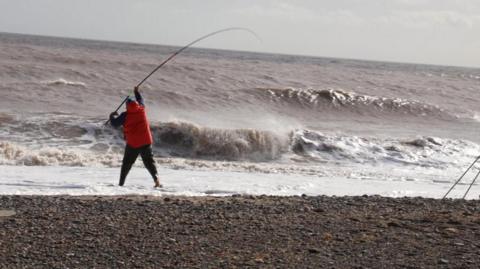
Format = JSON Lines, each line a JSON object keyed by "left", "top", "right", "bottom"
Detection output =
{"left": 110, "top": 111, "right": 119, "bottom": 117}
{"left": 134, "top": 86, "right": 139, "bottom": 93}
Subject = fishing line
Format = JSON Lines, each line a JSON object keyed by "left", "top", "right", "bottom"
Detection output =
{"left": 105, "top": 27, "right": 261, "bottom": 125}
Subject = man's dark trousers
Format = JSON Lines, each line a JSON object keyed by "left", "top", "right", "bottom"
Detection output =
{"left": 119, "top": 144, "right": 158, "bottom": 186}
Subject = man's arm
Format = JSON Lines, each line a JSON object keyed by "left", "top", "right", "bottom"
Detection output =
{"left": 110, "top": 112, "right": 126, "bottom": 127}
{"left": 134, "top": 86, "right": 144, "bottom": 106}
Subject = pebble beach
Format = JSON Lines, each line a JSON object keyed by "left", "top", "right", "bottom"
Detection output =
{"left": 1, "top": 195, "right": 479, "bottom": 268}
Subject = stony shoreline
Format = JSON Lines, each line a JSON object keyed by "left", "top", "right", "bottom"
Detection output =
{"left": 1, "top": 195, "right": 479, "bottom": 268}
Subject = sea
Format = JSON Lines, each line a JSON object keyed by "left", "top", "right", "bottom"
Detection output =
{"left": 1, "top": 32, "right": 480, "bottom": 199}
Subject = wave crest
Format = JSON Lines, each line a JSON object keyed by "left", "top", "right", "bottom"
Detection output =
{"left": 253, "top": 88, "right": 453, "bottom": 119}
{"left": 152, "top": 122, "right": 288, "bottom": 161}
{"left": 43, "top": 78, "right": 86, "bottom": 87}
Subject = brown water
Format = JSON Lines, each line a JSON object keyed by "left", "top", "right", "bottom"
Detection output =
{"left": 1, "top": 32, "right": 480, "bottom": 170}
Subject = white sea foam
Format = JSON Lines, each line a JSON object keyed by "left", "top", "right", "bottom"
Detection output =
{"left": 0, "top": 141, "right": 122, "bottom": 167}
{"left": 291, "top": 130, "right": 479, "bottom": 169}
{"left": 43, "top": 78, "right": 86, "bottom": 87}
{"left": 1, "top": 163, "right": 478, "bottom": 199}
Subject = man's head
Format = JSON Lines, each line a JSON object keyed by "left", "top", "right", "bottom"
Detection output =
{"left": 126, "top": 98, "right": 140, "bottom": 112}
{"left": 126, "top": 97, "right": 139, "bottom": 106}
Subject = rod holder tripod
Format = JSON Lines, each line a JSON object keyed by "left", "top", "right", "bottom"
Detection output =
{"left": 442, "top": 155, "right": 480, "bottom": 200}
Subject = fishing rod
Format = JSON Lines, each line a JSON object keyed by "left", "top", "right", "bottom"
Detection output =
{"left": 105, "top": 27, "right": 261, "bottom": 125}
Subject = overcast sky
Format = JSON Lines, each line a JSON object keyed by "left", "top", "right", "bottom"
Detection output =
{"left": 1, "top": 0, "right": 479, "bottom": 67}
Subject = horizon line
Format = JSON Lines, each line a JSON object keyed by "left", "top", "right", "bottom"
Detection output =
{"left": 1, "top": 30, "right": 479, "bottom": 70}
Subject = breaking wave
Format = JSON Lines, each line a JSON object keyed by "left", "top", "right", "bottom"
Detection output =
{"left": 249, "top": 88, "right": 457, "bottom": 119}
{"left": 1, "top": 113, "right": 478, "bottom": 169}
{"left": 291, "top": 130, "right": 478, "bottom": 168}
{"left": 0, "top": 141, "right": 121, "bottom": 167}
{"left": 151, "top": 122, "right": 288, "bottom": 161}
{"left": 0, "top": 114, "right": 288, "bottom": 163}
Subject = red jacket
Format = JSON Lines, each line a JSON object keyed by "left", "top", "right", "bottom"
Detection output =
{"left": 124, "top": 101, "right": 153, "bottom": 148}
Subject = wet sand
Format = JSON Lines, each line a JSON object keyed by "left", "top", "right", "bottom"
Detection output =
{"left": 1, "top": 195, "right": 479, "bottom": 268}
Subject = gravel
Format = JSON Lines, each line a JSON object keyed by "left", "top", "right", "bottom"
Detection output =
{"left": 1, "top": 195, "right": 479, "bottom": 268}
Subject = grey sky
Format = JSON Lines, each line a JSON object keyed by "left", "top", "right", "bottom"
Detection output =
{"left": 1, "top": 0, "right": 479, "bottom": 67}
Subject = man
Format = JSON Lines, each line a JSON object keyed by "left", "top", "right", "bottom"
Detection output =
{"left": 110, "top": 86, "right": 161, "bottom": 188}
